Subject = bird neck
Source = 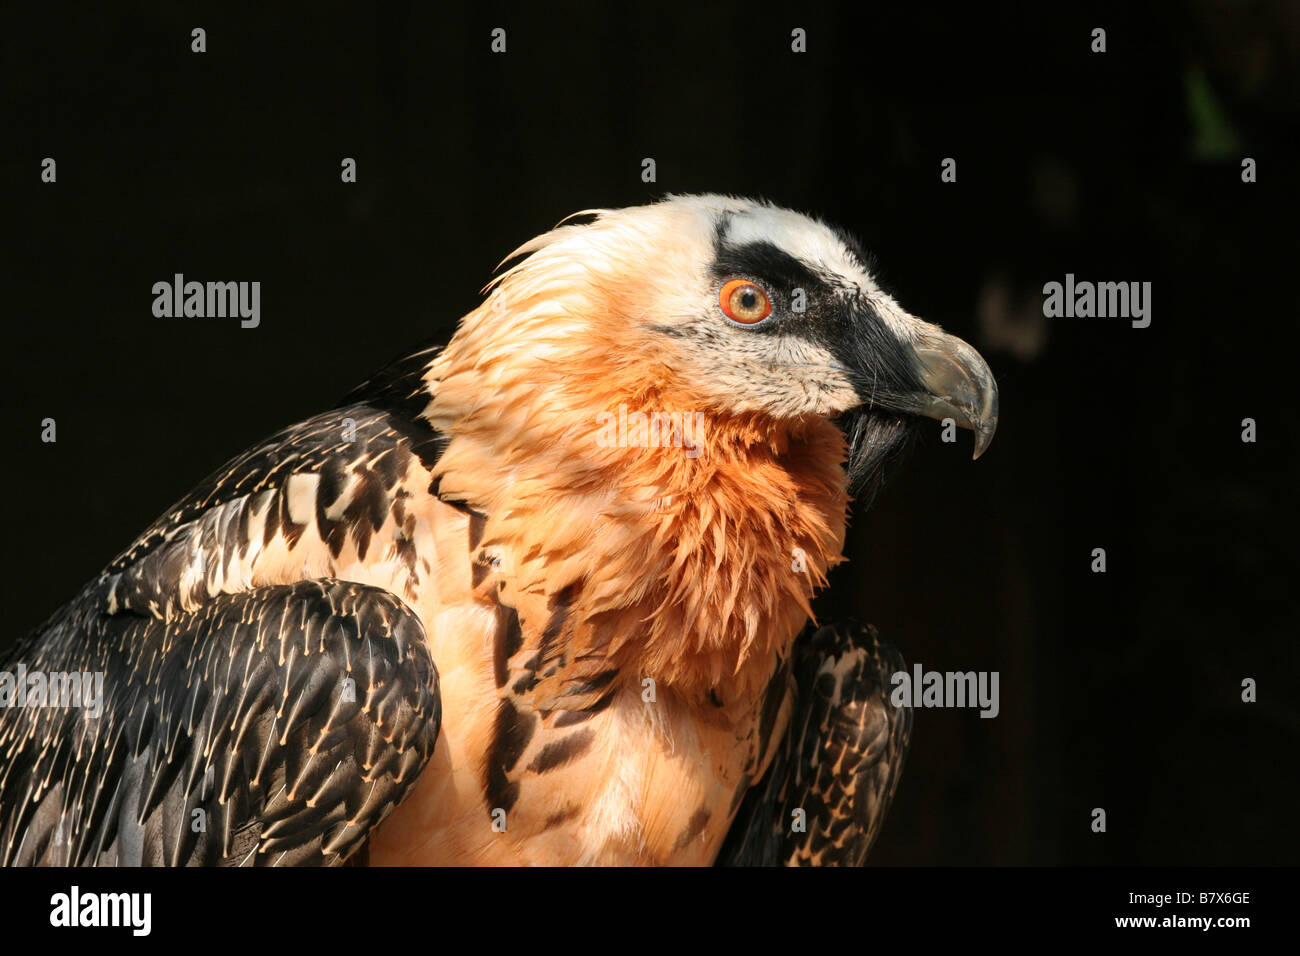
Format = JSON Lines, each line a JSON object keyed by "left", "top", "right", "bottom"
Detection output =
{"left": 424, "top": 349, "right": 850, "bottom": 701}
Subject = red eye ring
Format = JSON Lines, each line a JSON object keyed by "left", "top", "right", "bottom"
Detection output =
{"left": 719, "top": 278, "right": 772, "bottom": 324}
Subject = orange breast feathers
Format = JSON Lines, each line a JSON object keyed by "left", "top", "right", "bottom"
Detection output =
{"left": 382, "top": 379, "right": 850, "bottom": 863}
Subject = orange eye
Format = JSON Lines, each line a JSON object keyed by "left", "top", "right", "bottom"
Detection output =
{"left": 719, "top": 278, "right": 772, "bottom": 324}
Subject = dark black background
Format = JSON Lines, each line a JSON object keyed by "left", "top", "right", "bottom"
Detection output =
{"left": 2, "top": 1, "right": 1296, "bottom": 865}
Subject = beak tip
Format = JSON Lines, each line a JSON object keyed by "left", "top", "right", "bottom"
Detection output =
{"left": 970, "top": 413, "right": 998, "bottom": 460}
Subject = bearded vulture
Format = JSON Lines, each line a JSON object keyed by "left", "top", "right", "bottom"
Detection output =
{"left": 0, "top": 195, "right": 996, "bottom": 866}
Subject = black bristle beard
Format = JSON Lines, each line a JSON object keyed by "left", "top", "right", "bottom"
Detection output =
{"left": 838, "top": 408, "right": 917, "bottom": 508}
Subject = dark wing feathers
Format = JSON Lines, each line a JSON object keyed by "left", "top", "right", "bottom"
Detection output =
{"left": 717, "top": 620, "right": 913, "bottom": 866}
{"left": 0, "top": 579, "right": 439, "bottom": 866}
{"left": 105, "top": 399, "right": 445, "bottom": 578}
{"left": 1, "top": 362, "right": 448, "bottom": 866}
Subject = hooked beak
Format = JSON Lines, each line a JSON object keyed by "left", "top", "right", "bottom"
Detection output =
{"left": 904, "top": 328, "right": 999, "bottom": 459}
{"left": 831, "top": 318, "right": 998, "bottom": 492}
{"left": 839, "top": 320, "right": 1000, "bottom": 461}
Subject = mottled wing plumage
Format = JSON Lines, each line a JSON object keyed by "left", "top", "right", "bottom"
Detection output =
{"left": 0, "top": 579, "right": 439, "bottom": 866}
{"left": 717, "top": 621, "right": 912, "bottom": 866}
{"left": 105, "top": 398, "right": 445, "bottom": 586}
{"left": 1, "top": 354, "right": 451, "bottom": 866}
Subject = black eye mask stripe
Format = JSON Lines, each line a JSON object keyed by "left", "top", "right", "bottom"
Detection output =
{"left": 706, "top": 241, "right": 922, "bottom": 396}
